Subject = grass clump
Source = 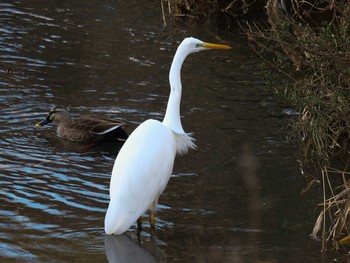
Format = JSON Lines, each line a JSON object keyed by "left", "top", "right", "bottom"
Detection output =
{"left": 248, "top": 1, "right": 350, "bottom": 160}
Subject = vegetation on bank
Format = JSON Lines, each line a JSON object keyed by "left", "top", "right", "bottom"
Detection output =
{"left": 246, "top": 0, "right": 350, "bottom": 252}
{"left": 161, "top": 0, "right": 265, "bottom": 25}
{"left": 167, "top": 0, "right": 350, "bottom": 252}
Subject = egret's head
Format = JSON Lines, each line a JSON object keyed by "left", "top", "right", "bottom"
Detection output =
{"left": 35, "top": 106, "right": 71, "bottom": 127}
{"left": 181, "top": 37, "right": 231, "bottom": 54}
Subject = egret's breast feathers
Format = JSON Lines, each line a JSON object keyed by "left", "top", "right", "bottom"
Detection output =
{"left": 173, "top": 132, "right": 196, "bottom": 155}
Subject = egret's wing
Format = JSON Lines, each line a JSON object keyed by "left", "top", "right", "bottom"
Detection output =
{"left": 105, "top": 119, "right": 176, "bottom": 234}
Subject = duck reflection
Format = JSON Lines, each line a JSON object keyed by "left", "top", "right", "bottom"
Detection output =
{"left": 105, "top": 235, "right": 158, "bottom": 263}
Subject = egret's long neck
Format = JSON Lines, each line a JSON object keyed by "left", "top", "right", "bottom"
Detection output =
{"left": 162, "top": 46, "right": 188, "bottom": 134}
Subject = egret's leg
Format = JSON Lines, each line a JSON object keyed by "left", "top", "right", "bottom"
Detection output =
{"left": 137, "top": 217, "right": 143, "bottom": 230}
{"left": 149, "top": 199, "right": 158, "bottom": 229}
{"left": 149, "top": 211, "right": 155, "bottom": 228}
{"left": 137, "top": 218, "right": 142, "bottom": 241}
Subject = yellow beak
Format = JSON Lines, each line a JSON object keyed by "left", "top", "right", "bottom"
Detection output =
{"left": 202, "top": 42, "right": 231, "bottom": 50}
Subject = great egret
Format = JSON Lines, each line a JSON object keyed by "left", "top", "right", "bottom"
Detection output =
{"left": 105, "top": 37, "right": 231, "bottom": 235}
{"left": 35, "top": 106, "right": 128, "bottom": 142}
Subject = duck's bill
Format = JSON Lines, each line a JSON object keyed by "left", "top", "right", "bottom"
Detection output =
{"left": 35, "top": 117, "right": 50, "bottom": 127}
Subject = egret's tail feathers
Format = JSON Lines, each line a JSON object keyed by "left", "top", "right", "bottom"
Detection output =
{"left": 104, "top": 202, "right": 139, "bottom": 235}
{"left": 173, "top": 132, "right": 196, "bottom": 155}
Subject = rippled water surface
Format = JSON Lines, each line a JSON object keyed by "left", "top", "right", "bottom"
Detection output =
{"left": 0, "top": 1, "right": 329, "bottom": 262}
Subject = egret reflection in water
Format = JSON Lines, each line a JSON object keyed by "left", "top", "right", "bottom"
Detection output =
{"left": 105, "top": 235, "right": 157, "bottom": 263}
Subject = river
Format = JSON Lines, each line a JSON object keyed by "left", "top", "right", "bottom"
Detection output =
{"left": 0, "top": 1, "right": 329, "bottom": 262}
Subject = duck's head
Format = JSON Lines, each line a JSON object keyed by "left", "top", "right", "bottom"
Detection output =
{"left": 35, "top": 106, "right": 71, "bottom": 127}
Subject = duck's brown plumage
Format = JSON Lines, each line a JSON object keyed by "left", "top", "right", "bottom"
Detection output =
{"left": 36, "top": 106, "right": 128, "bottom": 142}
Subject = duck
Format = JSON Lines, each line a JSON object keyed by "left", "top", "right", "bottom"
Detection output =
{"left": 35, "top": 106, "right": 128, "bottom": 142}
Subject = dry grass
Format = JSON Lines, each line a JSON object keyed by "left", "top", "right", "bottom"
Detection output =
{"left": 311, "top": 166, "right": 350, "bottom": 251}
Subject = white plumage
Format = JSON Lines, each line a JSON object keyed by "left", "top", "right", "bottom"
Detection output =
{"left": 105, "top": 37, "right": 231, "bottom": 235}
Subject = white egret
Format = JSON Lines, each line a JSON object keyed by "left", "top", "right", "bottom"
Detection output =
{"left": 105, "top": 37, "right": 231, "bottom": 235}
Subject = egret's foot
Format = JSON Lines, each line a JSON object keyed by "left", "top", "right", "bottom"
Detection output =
{"left": 136, "top": 228, "right": 142, "bottom": 244}
{"left": 149, "top": 226, "right": 156, "bottom": 237}
{"left": 149, "top": 211, "right": 155, "bottom": 229}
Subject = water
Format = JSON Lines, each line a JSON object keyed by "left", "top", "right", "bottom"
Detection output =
{"left": 0, "top": 1, "right": 331, "bottom": 262}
